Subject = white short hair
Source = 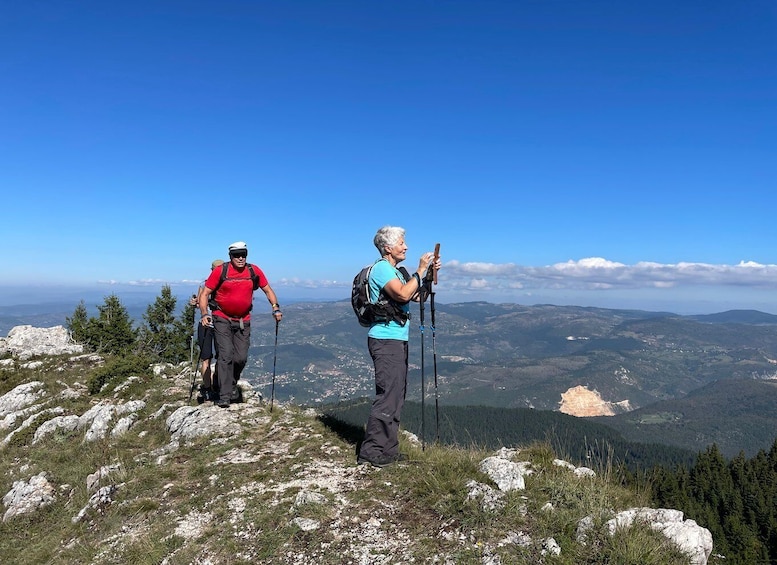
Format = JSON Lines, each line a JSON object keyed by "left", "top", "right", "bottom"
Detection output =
{"left": 373, "top": 226, "right": 405, "bottom": 256}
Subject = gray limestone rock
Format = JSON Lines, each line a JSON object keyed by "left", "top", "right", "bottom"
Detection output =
{"left": 2, "top": 472, "right": 55, "bottom": 522}
{"left": 1, "top": 325, "right": 83, "bottom": 360}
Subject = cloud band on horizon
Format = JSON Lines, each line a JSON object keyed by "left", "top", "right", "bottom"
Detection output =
{"left": 442, "top": 258, "right": 777, "bottom": 292}
{"left": 112, "top": 257, "right": 777, "bottom": 295}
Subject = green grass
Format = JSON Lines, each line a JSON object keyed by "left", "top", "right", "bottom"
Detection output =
{"left": 0, "top": 354, "right": 702, "bottom": 564}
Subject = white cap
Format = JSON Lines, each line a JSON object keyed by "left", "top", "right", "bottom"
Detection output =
{"left": 228, "top": 241, "right": 248, "bottom": 252}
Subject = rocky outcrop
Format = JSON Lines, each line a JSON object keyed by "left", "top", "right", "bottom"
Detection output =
{"left": 0, "top": 381, "right": 145, "bottom": 448}
{"left": 577, "top": 507, "right": 714, "bottom": 565}
{"left": 478, "top": 447, "right": 534, "bottom": 491}
{"left": 78, "top": 400, "right": 146, "bottom": 442}
{"left": 559, "top": 384, "right": 629, "bottom": 417}
{"left": 72, "top": 484, "right": 120, "bottom": 524}
{"left": 2, "top": 472, "right": 55, "bottom": 522}
{"left": 0, "top": 381, "right": 47, "bottom": 424}
{"left": 467, "top": 447, "right": 712, "bottom": 564}
{"left": 166, "top": 403, "right": 258, "bottom": 444}
{"left": 0, "top": 325, "right": 83, "bottom": 360}
{"left": 553, "top": 457, "right": 596, "bottom": 478}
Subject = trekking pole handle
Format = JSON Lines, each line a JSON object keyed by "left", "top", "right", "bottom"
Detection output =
{"left": 432, "top": 243, "right": 440, "bottom": 285}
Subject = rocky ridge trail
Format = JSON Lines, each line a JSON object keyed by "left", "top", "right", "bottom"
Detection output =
{"left": 0, "top": 325, "right": 713, "bottom": 564}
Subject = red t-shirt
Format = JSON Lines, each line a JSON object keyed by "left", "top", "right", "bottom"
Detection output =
{"left": 205, "top": 263, "right": 268, "bottom": 321}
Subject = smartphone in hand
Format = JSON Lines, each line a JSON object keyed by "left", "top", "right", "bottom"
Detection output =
{"left": 425, "top": 243, "right": 441, "bottom": 284}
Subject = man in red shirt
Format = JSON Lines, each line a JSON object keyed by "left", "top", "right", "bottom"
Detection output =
{"left": 198, "top": 241, "right": 283, "bottom": 408}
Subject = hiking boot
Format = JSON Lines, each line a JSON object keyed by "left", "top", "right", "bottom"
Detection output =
{"left": 230, "top": 387, "right": 242, "bottom": 403}
{"left": 216, "top": 400, "right": 230, "bottom": 409}
{"left": 198, "top": 387, "right": 214, "bottom": 403}
{"left": 357, "top": 454, "right": 394, "bottom": 468}
{"left": 391, "top": 453, "right": 409, "bottom": 462}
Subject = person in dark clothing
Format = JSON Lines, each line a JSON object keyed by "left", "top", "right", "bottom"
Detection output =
{"left": 191, "top": 259, "right": 224, "bottom": 403}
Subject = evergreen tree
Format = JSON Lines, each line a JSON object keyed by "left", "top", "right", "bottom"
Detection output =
{"left": 65, "top": 300, "right": 90, "bottom": 347}
{"left": 648, "top": 441, "right": 777, "bottom": 564}
{"left": 138, "top": 285, "right": 192, "bottom": 363}
{"left": 90, "top": 294, "right": 137, "bottom": 355}
{"left": 723, "top": 513, "right": 768, "bottom": 564}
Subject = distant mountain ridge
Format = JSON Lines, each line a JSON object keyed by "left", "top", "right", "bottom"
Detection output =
{"left": 689, "top": 309, "right": 777, "bottom": 324}
{"left": 5, "top": 298, "right": 777, "bottom": 459}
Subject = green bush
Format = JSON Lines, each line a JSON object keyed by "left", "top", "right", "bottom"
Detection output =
{"left": 87, "top": 355, "right": 150, "bottom": 395}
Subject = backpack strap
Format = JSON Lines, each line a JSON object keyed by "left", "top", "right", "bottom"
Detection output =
{"left": 208, "top": 262, "right": 261, "bottom": 313}
{"left": 370, "top": 259, "right": 390, "bottom": 303}
{"left": 246, "top": 264, "right": 261, "bottom": 291}
{"left": 371, "top": 259, "right": 410, "bottom": 325}
{"left": 373, "top": 260, "right": 410, "bottom": 301}
{"left": 207, "top": 263, "right": 230, "bottom": 312}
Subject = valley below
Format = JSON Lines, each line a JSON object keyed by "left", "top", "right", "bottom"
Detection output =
{"left": 240, "top": 300, "right": 777, "bottom": 457}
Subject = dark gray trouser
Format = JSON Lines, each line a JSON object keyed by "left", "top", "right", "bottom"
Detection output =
{"left": 359, "top": 337, "right": 408, "bottom": 461}
{"left": 212, "top": 317, "right": 250, "bottom": 403}
{"left": 197, "top": 324, "right": 218, "bottom": 390}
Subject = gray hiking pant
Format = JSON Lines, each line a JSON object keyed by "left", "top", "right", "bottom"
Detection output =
{"left": 212, "top": 317, "right": 250, "bottom": 403}
{"left": 359, "top": 337, "right": 408, "bottom": 460}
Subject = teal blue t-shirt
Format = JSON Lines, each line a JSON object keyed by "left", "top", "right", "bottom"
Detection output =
{"left": 367, "top": 259, "right": 410, "bottom": 341}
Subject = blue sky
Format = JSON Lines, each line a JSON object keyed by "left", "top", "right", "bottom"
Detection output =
{"left": 1, "top": 1, "right": 775, "bottom": 314}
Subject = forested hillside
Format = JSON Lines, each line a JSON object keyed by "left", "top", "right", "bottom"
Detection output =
{"left": 647, "top": 442, "right": 777, "bottom": 565}
{"left": 322, "top": 400, "right": 697, "bottom": 473}
{"left": 594, "top": 378, "right": 777, "bottom": 458}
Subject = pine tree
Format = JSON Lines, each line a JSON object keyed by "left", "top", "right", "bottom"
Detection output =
{"left": 648, "top": 441, "right": 777, "bottom": 564}
{"left": 91, "top": 294, "right": 137, "bottom": 355}
{"left": 138, "top": 285, "right": 192, "bottom": 364}
{"left": 65, "top": 300, "right": 90, "bottom": 347}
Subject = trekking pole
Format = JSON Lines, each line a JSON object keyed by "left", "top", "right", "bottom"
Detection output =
{"left": 419, "top": 282, "right": 427, "bottom": 451}
{"left": 187, "top": 294, "right": 198, "bottom": 403}
{"left": 429, "top": 286, "right": 440, "bottom": 444}
{"left": 188, "top": 333, "right": 198, "bottom": 402}
{"left": 270, "top": 319, "right": 279, "bottom": 412}
{"left": 429, "top": 244, "right": 440, "bottom": 443}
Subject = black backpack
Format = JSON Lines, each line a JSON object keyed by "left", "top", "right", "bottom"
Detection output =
{"left": 208, "top": 262, "right": 261, "bottom": 313}
{"left": 351, "top": 260, "right": 409, "bottom": 327}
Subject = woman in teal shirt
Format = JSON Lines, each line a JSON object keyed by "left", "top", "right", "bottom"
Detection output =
{"left": 357, "top": 226, "right": 441, "bottom": 468}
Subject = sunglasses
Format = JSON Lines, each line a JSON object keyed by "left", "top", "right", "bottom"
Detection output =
{"left": 230, "top": 251, "right": 248, "bottom": 259}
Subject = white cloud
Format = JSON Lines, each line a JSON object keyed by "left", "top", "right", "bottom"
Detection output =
{"left": 444, "top": 258, "right": 777, "bottom": 291}
{"left": 276, "top": 278, "right": 343, "bottom": 289}
{"left": 447, "top": 262, "right": 518, "bottom": 276}
{"left": 93, "top": 258, "right": 777, "bottom": 304}
{"left": 124, "top": 279, "right": 168, "bottom": 287}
